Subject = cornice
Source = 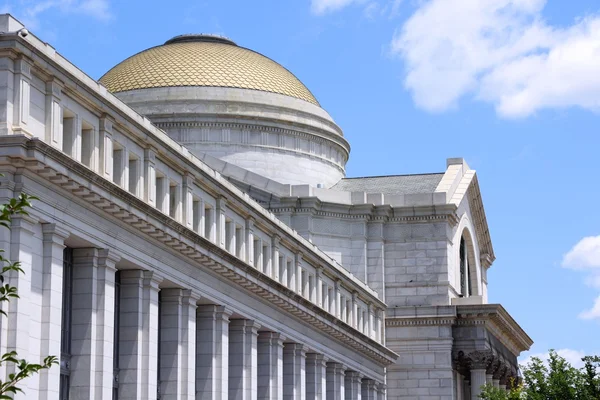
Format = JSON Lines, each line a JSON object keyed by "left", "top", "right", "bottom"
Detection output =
{"left": 0, "top": 137, "right": 396, "bottom": 366}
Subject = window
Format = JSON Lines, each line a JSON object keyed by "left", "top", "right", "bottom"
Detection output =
{"left": 128, "top": 155, "right": 139, "bottom": 196}
{"left": 287, "top": 259, "right": 294, "bottom": 289}
{"left": 169, "top": 182, "right": 178, "bottom": 219}
{"left": 328, "top": 287, "right": 335, "bottom": 313}
{"left": 460, "top": 237, "right": 472, "bottom": 297}
{"left": 346, "top": 299, "right": 352, "bottom": 323}
{"left": 308, "top": 275, "right": 315, "bottom": 302}
{"left": 204, "top": 204, "right": 213, "bottom": 241}
{"left": 253, "top": 238, "right": 261, "bottom": 269}
{"left": 235, "top": 225, "right": 243, "bottom": 258}
{"left": 225, "top": 219, "right": 234, "bottom": 253}
{"left": 262, "top": 244, "right": 269, "bottom": 273}
{"left": 112, "top": 143, "right": 124, "bottom": 187}
{"left": 81, "top": 121, "right": 94, "bottom": 169}
{"left": 60, "top": 247, "right": 74, "bottom": 400}
{"left": 192, "top": 199, "right": 201, "bottom": 233}
{"left": 156, "top": 175, "right": 166, "bottom": 212}
{"left": 340, "top": 296, "right": 346, "bottom": 322}
{"left": 62, "top": 110, "right": 75, "bottom": 157}
{"left": 279, "top": 256, "right": 286, "bottom": 285}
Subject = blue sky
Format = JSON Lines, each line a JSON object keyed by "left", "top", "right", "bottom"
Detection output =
{"left": 3, "top": 0, "right": 600, "bottom": 364}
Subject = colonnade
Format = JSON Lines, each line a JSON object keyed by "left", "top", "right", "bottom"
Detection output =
{"left": 47, "top": 240, "right": 386, "bottom": 400}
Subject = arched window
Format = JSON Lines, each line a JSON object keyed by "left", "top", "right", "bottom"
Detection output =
{"left": 459, "top": 237, "right": 473, "bottom": 297}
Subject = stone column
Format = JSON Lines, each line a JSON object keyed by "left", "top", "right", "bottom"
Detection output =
{"left": 374, "top": 382, "right": 385, "bottom": 400}
{"left": 296, "top": 254, "right": 303, "bottom": 295}
{"left": 306, "top": 354, "right": 328, "bottom": 400}
{"left": 360, "top": 379, "right": 376, "bottom": 400}
{"left": 182, "top": 174, "right": 195, "bottom": 230}
{"left": 181, "top": 291, "right": 198, "bottom": 400}
{"left": 463, "top": 379, "right": 471, "bottom": 400}
{"left": 470, "top": 369, "right": 487, "bottom": 400}
{"left": 315, "top": 268, "right": 323, "bottom": 307}
{"left": 485, "top": 374, "right": 493, "bottom": 385}
{"left": 45, "top": 77, "right": 63, "bottom": 149}
{"left": 98, "top": 115, "right": 114, "bottom": 181}
{"left": 159, "top": 288, "right": 186, "bottom": 399}
{"left": 272, "top": 236, "right": 280, "bottom": 281}
{"left": 196, "top": 305, "right": 232, "bottom": 400}
{"left": 326, "top": 362, "right": 346, "bottom": 400}
{"left": 216, "top": 197, "right": 227, "bottom": 249}
{"left": 144, "top": 148, "right": 157, "bottom": 206}
{"left": 351, "top": 292, "right": 358, "bottom": 329}
{"left": 344, "top": 371, "right": 362, "bottom": 400}
{"left": 96, "top": 249, "right": 120, "bottom": 400}
{"left": 456, "top": 372, "right": 464, "bottom": 400}
{"left": 257, "top": 332, "right": 285, "bottom": 400}
{"left": 229, "top": 320, "right": 261, "bottom": 400}
{"left": 246, "top": 218, "right": 255, "bottom": 267}
{"left": 12, "top": 57, "right": 32, "bottom": 135}
{"left": 334, "top": 280, "right": 341, "bottom": 318}
{"left": 118, "top": 270, "right": 162, "bottom": 400}
{"left": 284, "top": 343, "right": 307, "bottom": 400}
{"left": 69, "top": 248, "right": 118, "bottom": 400}
{"left": 38, "top": 223, "right": 68, "bottom": 400}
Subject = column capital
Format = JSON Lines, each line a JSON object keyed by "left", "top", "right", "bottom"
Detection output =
{"left": 345, "top": 370, "right": 364, "bottom": 383}
{"left": 181, "top": 289, "right": 201, "bottom": 306}
{"left": 283, "top": 342, "right": 308, "bottom": 356}
{"left": 41, "top": 223, "right": 69, "bottom": 244}
{"left": 306, "top": 352, "right": 329, "bottom": 365}
{"left": 97, "top": 248, "right": 121, "bottom": 270}
{"left": 272, "top": 234, "right": 280, "bottom": 248}
{"left": 142, "top": 270, "right": 163, "bottom": 289}
{"left": 258, "top": 331, "right": 286, "bottom": 345}
{"left": 466, "top": 350, "right": 494, "bottom": 370}
{"left": 326, "top": 362, "right": 347, "bottom": 373}
{"left": 362, "top": 378, "right": 377, "bottom": 389}
{"left": 160, "top": 287, "right": 185, "bottom": 302}
{"left": 45, "top": 77, "right": 64, "bottom": 98}
{"left": 229, "top": 318, "right": 262, "bottom": 333}
{"left": 99, "top": 114, "right": 114, "bottom": 133}
{"left": 196, "top": 304, "right": 233, "bottom": 319}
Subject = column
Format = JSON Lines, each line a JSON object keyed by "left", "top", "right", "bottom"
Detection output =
{"left": 99, "top": 115, "right": 114, "bottom": 181}
{"left": 159, "top": 288, "right": 185, "bottom": 399}
{"left": 326, "top": 362, "right": 346, "bottom": 400}
{"left": 315, "top": 268, "right": 323, "bottom": 307}
{"left": 181, "top": 291, "right": 198, "bottom": 400}
{"left": 463, "top": 379, "right": 471, "bottom": 400}
{"left": 470, "top": 369, "right": 487, "bottom": 400}
{"left": 306, "top": 354, "right": 328, "bottom": 400}
{"left": 118, "top": 270, "right": 162, "bottom": 400}
{"left": 367, "top": 304, "right": 373, "bottom": 339}
{"left": 283, "top": 343, "right": 307, "bottom": 400}
{"left": 229, "top": 319, "right": 261, "bottom": 400}
{"left": 360, "top": 380, "right": 376, "bottom": 400}
{"left": 144, "top": 148, "right": 157, "bottom": 206}
{"left": 456, "top": 372, "right": 464, "bottom": 400}
{"left": 196, "top": 305, "right": 232, "bottom": 400}
{"left": 334, "top": 280, "right": 341, "bottom": 318}
{"left": 351, "top": 292, "right": 358, "bottom": 329}
{"left": 374, "top": 383, "right": 385, "bottom": 400}
{"left": 257, "top": 332, "right": 284, "bottom": 400}
{"left": 217, "top": 197, "right": 227, "bottom": 249}
{"left": 344, "top": 371, "right": 362, "bottom": 400}
{"left": 246, "top": 218, "right": 255, "bottom": 267}
{"left": 69, "top": 248, "right": 118, "bottom": 399}
{"left": 96, "top": 249, "right": 120, "bottom": 400}
{"left": 182, "top": 173, "right": 195, "bottom": 230}
{"left": 272, "top": 236, "right": 280, "bottom": 281}
{"left": 12, "top": 57, "right": 32, "bottom": 135}
{"left": 296, "top": 254, "right": 303, "bottom": 295}
{"left": 45, "top": 77, "right": 63, "bottom": 148}
{"left": 38, "top": 223, "right": 68, "bottom": 400}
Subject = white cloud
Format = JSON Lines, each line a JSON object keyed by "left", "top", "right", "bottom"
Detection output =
{"left": 562, "top": 235, "right": 600, "bottom": 320}
{"left": 311, "top": 0, "right": 362, "bottom": 15}
{"left": 580, "top": 296, "right": 600, "bottom": 320}
{"left": 4, "top": 0, "right": 112, "bottom": 30}
{"left": 391, "top": 0, "right": 600, "bottom": 118}
{"left": 311, "top": 0, "right": 402, "bottom": 18}
{"left": 520, "top": 348, "right": 587, "bottom": 369}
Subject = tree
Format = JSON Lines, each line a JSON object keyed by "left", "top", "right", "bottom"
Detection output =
{"left": 0, "top": 192, "right": 57, "bottom": 398}
{"left": 479, "top": 350, "right": 600, "bottom": 400}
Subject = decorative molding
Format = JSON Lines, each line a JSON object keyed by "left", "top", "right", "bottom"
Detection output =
{"left": 0, "top": 137, "right": 396, "bottom": 367}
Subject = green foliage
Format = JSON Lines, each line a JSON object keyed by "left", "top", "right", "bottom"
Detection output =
{"left": 479, "top": 350, "right": 600, "bottom": 400}
{"left": 0, "top": 191, "right": 57, "bottom": 398}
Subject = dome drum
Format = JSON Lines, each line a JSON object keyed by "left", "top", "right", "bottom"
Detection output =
{"left": 100, "top": 33, "right": 348, "bottom": 187}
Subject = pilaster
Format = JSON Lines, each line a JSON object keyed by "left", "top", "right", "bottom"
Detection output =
{"left": 229, "top": 319, "right": 261, "bottom": 400}
{"left": 45, "top": 77, "right": 63, "bottom": 149}
{"left": 257, "top": 332, "right": 285, "bottom": 400}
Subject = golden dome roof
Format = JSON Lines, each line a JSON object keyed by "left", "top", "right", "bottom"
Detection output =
{"left": 99, "top": 34, "right": 319, "bottom": 106}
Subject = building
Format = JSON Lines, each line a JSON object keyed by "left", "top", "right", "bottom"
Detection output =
{"left": 0, "top": 14, "right": 532, "bottom": 400}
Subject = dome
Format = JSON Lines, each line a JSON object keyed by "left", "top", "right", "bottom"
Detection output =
{"left": 99, "top": 34, "right": 319, "bottom": 106}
